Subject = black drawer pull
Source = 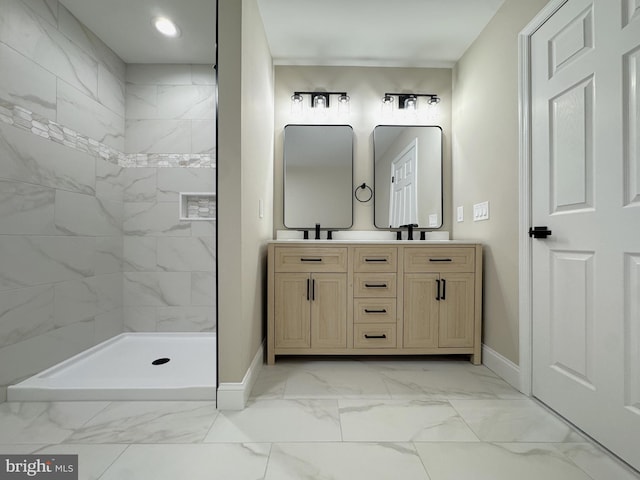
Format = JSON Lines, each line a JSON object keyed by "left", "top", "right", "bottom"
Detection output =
{"left": 365, "top": 258, "right": 387, "bottom": 263}
{"left": 429, "top": 258, "right": 452, "bottom": 262}
{"left": 364, "top": 308, "right": 388, "bottom": 314}
{"left": 364, "top": 334, "right": 387, "bottom": 339}
{"left": 301, "top": 258, "right": 323, "bottom": 262}
{"left": 365, "top": 283, "right": 388, "bottom": 288}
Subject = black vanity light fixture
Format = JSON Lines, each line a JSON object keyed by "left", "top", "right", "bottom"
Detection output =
{"left": 291, "top": 91, "right": 350, "bottom": 109}
{"left": 382, "top": 92, "right": 440, "bottom": 110}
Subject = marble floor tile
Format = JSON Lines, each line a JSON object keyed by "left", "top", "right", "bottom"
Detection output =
{"left": 381, "top": 367, "right": 522, "bottom": 400}
{"left": 265, "top": 442, "right": 430, "bottom": 480}
{"left": 339, "top": 399, "right": 479, "bottom": 442}
{"left": 556, "top": 443, "right": 640, "bottom": 480}
{"left": 249, "top": 365, "right": 290, "bottom": 400}
{"left": 359, "top": 356, "right": 483, "bottom": 373}
{"left": 0, "top": 444, "right": 45, "bottom": 453}
{"left": 450, "top": 399, "right": 584, "bottom": 442}
{"left": 282, "top": 361, "right": 391, "bottom": 399}
{"left": 0, "top": 402, "right": 109, "bottom": 444}
{"left": 99, "top": 444, "right": 270, "bottom": 480}
{"left": 64, "top": 401, "right": 217, "bottom": 444}
{"left": 415, "top": 442, "right": 594, "bottom": 480}
{"left": 36, "top": 444, "right": 128, "bottom": 480}
{"left": 204, "top": 399, "right": 341, "bottom": 443}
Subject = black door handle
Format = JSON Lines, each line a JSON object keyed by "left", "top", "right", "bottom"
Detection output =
{"left": 436, "top": 279, "right": 440, "bottom": 300}
{"left": 529, "top": 226, "right": 552, "bottom": 239}
{"left": 441, "top": 279, "right": 446, "bottom": 300}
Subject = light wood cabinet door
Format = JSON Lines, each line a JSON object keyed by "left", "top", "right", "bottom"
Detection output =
{"left": 403, "top": 273, "right": 440, "bottom": 348}
{"left": 311, "top": 273, "right": 347, "bottom": 348}
{"left": 438, "top": 273, "right": 475, "bottom": 348}
{"left": 274, "top": 273, "right": 311, "bottom": 349}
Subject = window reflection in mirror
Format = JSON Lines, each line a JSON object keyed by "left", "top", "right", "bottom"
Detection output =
{"left": 373, "top": 125, "right": 443, "bottom": 229}
{"left": 283, "top": 124, "right": 354, "bottom": 229}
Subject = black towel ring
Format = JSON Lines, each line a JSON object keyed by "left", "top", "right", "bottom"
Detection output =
{"left": 354, "top": 183, "right": 373, "bottom": 203}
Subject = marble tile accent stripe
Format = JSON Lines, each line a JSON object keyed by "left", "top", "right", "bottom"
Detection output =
{"left": 0, "top": 97, "right": 214, "bottom": 168}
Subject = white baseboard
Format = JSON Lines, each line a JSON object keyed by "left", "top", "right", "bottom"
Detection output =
{"left": 482, "top": 344, "right": 522, "bottom": 392}
{"left": 216, "top": 341, "right": 264, "bottom": 410}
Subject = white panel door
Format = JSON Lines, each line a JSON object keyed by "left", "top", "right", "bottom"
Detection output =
{"left": 531, "top": 0, "right": 640, "bottom": 469}
{"left": 389, "top": 139, "right": 419, "bottom": 228}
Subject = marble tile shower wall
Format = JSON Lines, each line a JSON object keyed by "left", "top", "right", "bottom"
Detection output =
{"left": 122, "top": 64, "right": 216, "bottom": 334}
{"left": 0, "top": 1, "right": 217, "bottom": 398}
{"left": 0, "top": 0, "right": 127, "bottom": 398}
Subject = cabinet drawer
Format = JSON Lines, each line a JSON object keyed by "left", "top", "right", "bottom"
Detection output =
{"left": 353, "top": 247, "right": 397, "bottom": 272}
{"left": 404, "top": 247, "right": 475, "bottom": 273}
{"left": 354, "top": 273, "right": 397, "bottom": 297}
{"left": 274, "top": 247, "right": 348, "bottom": 272}
{"left": 354, "top": 298, "right": 396, "bottom": 323}
{"left": 354, "top": 324, "right": 397, "bottom": 348}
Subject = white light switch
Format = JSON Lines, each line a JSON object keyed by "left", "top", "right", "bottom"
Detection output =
{"left": 457, "top": 206, "right": 464, "bottom": 222}
{"left": 473, "top": 201, "right": 489, "bottom": 221}
{"left": 428, "top": 214, "right": 438, "bottom": 227}
{"left": 259, "top": 199, "right": 264, "bottom": 219}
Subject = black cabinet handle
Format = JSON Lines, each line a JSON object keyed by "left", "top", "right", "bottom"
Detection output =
{"left": 365, "top": 283, "right": 388, "bottom": 288}
{"left": 364, "top": 308, "right": 388, "bottom": 314}
{"left": 306, "top": 278, "right": 310, "bottom": 301}
{"left": 436, "top": 279, "right": 441, "bottom": 300}
{"left": 301, "top": 258, "right": 322, "bottom": 262}
{"left": 311, "top": 279, "right": 315, "bottom": 301}
{"left": 429, "top": 258, "right": 452, "bottom": 262}
{"left": 441, "top": 279, "right": 446, "bottom": 300}
{"left": 364, "top": 334, "right": 387, "bottom": 339}
{"left": 365, "top": 258, "right": 387, "bottom": 263}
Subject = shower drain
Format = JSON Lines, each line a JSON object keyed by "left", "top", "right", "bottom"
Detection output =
{"left": 152, "top": 357, "right": 171, "bottom": 365}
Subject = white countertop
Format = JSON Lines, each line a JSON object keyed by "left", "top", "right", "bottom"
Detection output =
{"left": 269, "top": 239, "right": 480, "bottom": 245}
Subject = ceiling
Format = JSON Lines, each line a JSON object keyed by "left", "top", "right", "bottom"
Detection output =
{"left": 256, "top": 0, "right": 505, "bottom": 67}
{"left": 59, "top": 0, "right": 218, "bottom": 64}
{"left": 60, "top": 0, "right": 505, "bottom": 67}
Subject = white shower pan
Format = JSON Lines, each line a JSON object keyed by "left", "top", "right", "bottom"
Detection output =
{"left": 7, "top": 333, "right": 217, "bottom": 402}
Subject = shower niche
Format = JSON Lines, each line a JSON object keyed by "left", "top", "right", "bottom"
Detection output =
{"left": 179, "top": 192, "right": 217, "bottom": 221}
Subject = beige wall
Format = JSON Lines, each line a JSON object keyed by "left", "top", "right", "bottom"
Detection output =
{"left": 217, "top": 0, "right": 274, "bottom": 383}
{"left": 452, "top": 0, "right": 550, "bottom": 364}
{"left": 274, "top": 66, "right": 452, "bottom": 234}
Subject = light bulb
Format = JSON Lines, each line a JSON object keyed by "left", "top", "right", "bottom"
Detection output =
{"left": 338, "top": 94, "right": 350, "bottom": 115}
{"left": 381, "top": 95, "right": 394, "bottom": 116}
{"left": 291, "top": 93, "right": 303, "bottom": 116}
{"left": 404, "top": 96, "right": 417, "bottom": 110}
{"left": 313, "top": 94, "right": 327, "bottom": 109}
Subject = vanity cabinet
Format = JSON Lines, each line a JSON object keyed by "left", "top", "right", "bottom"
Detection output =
{"left": 273, "top": 247, "right": 347, "bottom": 350}
{"left": 267, "top": 242, "right": 482, "bottom": 365}
{"left": 403, "top": 247, "right": 476, "bottom": 349}
{"left": 352, "top": 247, "right": 398, "bottom": 349}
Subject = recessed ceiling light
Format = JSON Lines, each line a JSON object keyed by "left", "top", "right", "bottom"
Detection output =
{"left": 154, "top": 17, "right": 180, "bottom": 37}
